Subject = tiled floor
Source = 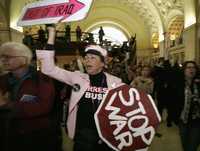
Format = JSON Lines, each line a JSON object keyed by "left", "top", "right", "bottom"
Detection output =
{"left": 149, "top": 121, "right": 183, "bottom": 151}
{"left": 62, "top": 121, "right": 200, "bottom": 151}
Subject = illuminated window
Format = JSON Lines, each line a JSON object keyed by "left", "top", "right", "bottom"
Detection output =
{"left": 90, "top": 26, "right": 128, "bottom": 45}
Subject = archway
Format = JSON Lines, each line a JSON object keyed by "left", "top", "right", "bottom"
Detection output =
{"left": 90, "top": 26, "right": 128, "bottom": 45}
{"left": 86, "top": 21, "right": 129, "bottom": 46}
{"left": 167, "top": 15, "right": 184, "bottom": 40}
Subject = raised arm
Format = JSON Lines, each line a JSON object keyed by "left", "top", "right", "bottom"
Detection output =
{"left": 36, "top": 25, "right": 75, "bottom": 86}
{"left": 47, "top": 25, "right": 56, "bottom": 45}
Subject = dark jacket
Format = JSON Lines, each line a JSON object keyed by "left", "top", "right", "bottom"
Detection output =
{"left": 0, "top": 67, "right": 55, "bottom": 134}
{"left": 172, "top": 73, "right": 200, "bottom": 123}
{"left": 153, "top": 61, "right": 174, "bottom": 101}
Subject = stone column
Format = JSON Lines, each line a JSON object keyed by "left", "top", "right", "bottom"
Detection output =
{"left": 159, "top": 32, "right": 170, "bottom": 59}
{"left": 183, "top": 0, "right": 197, "bottom": 61}
{"left": 197, "top": 0, "right": 200, "bottom": 63}
{"left": 159, "top": 40, "right": 164, "bottom": 58}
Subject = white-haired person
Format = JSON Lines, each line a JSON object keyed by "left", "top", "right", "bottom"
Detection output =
{"left": 0, "top": 42, "right": 62, "bottom": 151}
{"left": 36, "top": 26, "right": 122, "bottom": 151}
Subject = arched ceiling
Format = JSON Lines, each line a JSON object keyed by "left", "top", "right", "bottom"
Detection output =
{"left": 9, "top": 0, "right": 184, "bottom": 49}
{"left": 114, "top": 0, "right": 184, "bottom": 37}
{"left": 81, "top": 0, "right": 151, "bottom": 49}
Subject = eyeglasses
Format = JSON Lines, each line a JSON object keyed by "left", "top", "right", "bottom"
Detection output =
{"left": 0, "top": 55, "right": 26, "bottom": 60}
{"left": 186, "top": 66, "right": 196, "bottom": 69}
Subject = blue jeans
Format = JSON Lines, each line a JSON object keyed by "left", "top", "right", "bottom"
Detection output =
{"left": 179, "top": 119, "right": 200, "bottom": 151}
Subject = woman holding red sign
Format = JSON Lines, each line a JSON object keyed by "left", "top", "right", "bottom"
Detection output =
{"left": 36, "top": 25, "right": 122, "bottom": 151}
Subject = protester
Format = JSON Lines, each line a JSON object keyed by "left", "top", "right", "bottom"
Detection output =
{"left": 36, "top": 25, "right": 122, "bottom": 151}
{"left": 22, "top": 31, "right": 33, "bottom": 49}
{"left": 0, "top": 42, "right": 62, "bottom": 151}
{"left": 130, "top": 65, "right": 154, "bottom": 95}
{"left": 173, "top": 61, "right": 200, "bottom": 151}
{"left": 98, "top": 26, "right": 105, "bottom": 45}
{"left": 153, "top": 57, "right": 174, "bottom": 127}
{"left": 65, "top": 24, "right": 71, "bottom": 43}
{"left": 76, "top": 25, "right": 82, "bottom": 42}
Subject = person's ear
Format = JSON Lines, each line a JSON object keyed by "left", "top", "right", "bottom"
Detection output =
{"left": 104, "top": 57, "right": 109, "bottom": 65}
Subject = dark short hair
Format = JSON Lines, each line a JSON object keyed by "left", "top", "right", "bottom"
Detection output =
{"left": 182, "top": 61, "right": 198, "bottom": 71}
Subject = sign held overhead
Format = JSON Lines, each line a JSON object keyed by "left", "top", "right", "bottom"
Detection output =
{"left": 17, "top": 0, "right": 93, "bottom": 26}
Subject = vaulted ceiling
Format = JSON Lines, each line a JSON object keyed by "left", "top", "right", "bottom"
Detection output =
{"left": 81, "top": 0, "right": 184, "bottom": 49}
{"left": 125, "top": 0, "right": 183, "bottom": 32}
{"left": 5, "top": 0, "right": 185, "bottom": 49}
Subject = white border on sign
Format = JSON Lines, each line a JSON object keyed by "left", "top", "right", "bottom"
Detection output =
{"left": 62, "top": 0, "right": 93, "bottom": 22}
{"left": 147, "top": 94, "right": 162, "bottom": 122}
{"left": 94, "top": 84, "right": 120, "bottom": 151}
{"left": 17, "top": 0, "right": 93, "bottom": 26}
{"left": 94, "top": 85, "right": 161, "bottom": 151}
{"left": 135, "top": 148, "right": 149, "bottom": 151}
{"left": 17, "top": 0, "right": 67, "bottom": 26}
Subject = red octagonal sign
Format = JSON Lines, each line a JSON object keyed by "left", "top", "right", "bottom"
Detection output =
{"left": 94, "top": 84, "right": 161, "bottom": 151}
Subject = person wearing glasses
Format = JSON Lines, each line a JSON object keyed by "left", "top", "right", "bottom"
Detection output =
{"left": 36, "top": 26, "right": 122, "bottom": 151}
{"left": 0, "top": 42, "right": 62, "bottom": 151}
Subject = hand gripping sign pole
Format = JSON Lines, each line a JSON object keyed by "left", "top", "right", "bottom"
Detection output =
{"left": 17, "top": 0, "right": 93, "bottom": 26}
{"left": 94, "top": 84, "right": 161, "bottom": 151}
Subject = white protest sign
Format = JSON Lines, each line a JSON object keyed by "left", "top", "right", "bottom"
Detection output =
{"left": 17, "top": 0, "right": 93, "bottom": 26}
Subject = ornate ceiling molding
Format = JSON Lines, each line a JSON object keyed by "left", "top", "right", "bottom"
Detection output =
{"left": 152, "top": 0, "right": 183, "bottom": 18}
{"left": 151, "top": 0, "right": 184, "bottom": 28}
{"left": 167, "top": 15, "right": 184, "bottom": 39}
{"left": 115, "top": 0, "right": 184, "bottom": 40}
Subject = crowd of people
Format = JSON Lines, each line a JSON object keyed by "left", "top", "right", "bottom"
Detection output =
{"left": 0, "top": 25, "right": 200, "bottom": 151}
{"left": 22, "top": 25, "right": 106, "bottom": 50}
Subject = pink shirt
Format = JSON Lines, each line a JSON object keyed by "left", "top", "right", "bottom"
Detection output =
{"left": 36, "top": 50, "right": 122, "bottom": 139}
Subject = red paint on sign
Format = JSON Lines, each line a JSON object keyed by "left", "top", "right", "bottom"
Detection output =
{"left": 95, "top": 84, "right": 161, "bottom": 151}
{"left": 22, "top": 0, "right": 85, "bottom": 20}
